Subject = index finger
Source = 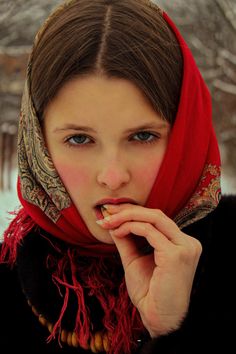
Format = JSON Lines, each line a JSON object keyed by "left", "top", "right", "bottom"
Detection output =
{"left": 102, "top": 204, "right": 184, "bottom": 245}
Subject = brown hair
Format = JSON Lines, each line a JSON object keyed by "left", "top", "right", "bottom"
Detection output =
{"left": 30, "top": 0, "right": 183, "bottom": 124}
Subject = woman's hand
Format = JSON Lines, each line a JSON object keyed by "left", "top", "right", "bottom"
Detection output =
{"left": 96, "top": 203, "right": 202, "bottom": 337}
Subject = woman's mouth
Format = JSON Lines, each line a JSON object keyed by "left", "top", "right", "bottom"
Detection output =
{"left": 94, "top": 198, "right": 137, "bottom": 221}
{"left": 94, "top": 205, "right": 106, "bottom": 220}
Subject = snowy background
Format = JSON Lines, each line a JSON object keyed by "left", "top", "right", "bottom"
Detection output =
{"left": 0, "top": 169, "right": 18, "bottom": 238}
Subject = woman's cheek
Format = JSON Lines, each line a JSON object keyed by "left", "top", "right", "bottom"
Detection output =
{"left": 54, "top": 162, "right": 89, "bottom": 193}
{"left": 138, "top": 158, "right": 163, "bottom": 188}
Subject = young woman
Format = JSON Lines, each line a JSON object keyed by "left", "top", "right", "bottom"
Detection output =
{"left": 0, "top": 1, "right": 235, "bottom": 353}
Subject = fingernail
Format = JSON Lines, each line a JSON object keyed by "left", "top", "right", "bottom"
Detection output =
{"left": 96, "top": 216, "right": 111, "bottom": 225}
{"left": 103, "top": 204, "right": 119, "bottom": 211}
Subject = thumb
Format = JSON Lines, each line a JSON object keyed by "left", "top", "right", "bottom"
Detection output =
{"left": 110, "top": 231, "right": 143, "bottom": 270}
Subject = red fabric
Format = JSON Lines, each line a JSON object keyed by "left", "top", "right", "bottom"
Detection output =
{"left": 147, "top": 13, "right": 221, "bottom": 215}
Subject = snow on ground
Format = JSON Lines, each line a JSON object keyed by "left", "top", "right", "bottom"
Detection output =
{"left": 0, "top": 168, "right": 236, "bottom": 240}
{"left": 0, "top": 170, "right": 19, "bottom": 240}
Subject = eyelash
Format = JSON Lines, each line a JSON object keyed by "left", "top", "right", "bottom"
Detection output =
{"left": 64, "top": 131, "right": 160, "bottom": 148}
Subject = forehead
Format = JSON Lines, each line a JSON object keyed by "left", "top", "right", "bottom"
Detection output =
{"left": 44, "top": 74, "right": 167, "bottom": 130}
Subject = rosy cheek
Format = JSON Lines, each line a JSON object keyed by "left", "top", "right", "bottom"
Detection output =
{"left": 54, "top": 162, "right": 89, "bottom": 193}
{"left": 141, "top": 169, "right": 157, "bottom": 186}
{"left": 137, "top": 159, "right": 162, "bottom": 190}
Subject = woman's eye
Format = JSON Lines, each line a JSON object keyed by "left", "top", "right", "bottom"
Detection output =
{"left": 66, "top": 134, "right": 92, "bottom": 145}
{"left": 131, "top": 131, "right": 158, "bottom": 143}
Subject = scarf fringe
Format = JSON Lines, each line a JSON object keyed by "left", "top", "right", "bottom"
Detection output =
{"left": 0, "top": 211, "right": 145, "bottom": 353}
{"left": 86, "top": 261, "right": 143, "bottom": 353}
{"left": 46, "top": 248, "right": 144, "bottom": 354}
{"left": 0, "top": 208, "right": 36, "bottom": 266}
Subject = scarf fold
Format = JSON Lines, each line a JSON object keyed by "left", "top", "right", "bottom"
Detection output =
{"left": 0, "top": 3, "right": 221, "bottom": 354}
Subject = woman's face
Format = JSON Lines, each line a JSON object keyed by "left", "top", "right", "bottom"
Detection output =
{"left": 44, "top": 75, "right": 170, "bottom": 244}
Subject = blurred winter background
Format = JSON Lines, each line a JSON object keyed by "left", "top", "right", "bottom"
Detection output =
{"left": 0, "top": 0, "right": 236, "bottom": 237}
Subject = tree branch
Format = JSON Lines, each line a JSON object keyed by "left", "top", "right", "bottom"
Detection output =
{"left": 213, "top": 79, "right": 236, "bottom": 95}
{"left": 214, "top": 0, "right": 236, "bottom": 32}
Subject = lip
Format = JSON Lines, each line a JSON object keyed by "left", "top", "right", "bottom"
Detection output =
{"left": 94, "top": 197, "right": 138, "bottom": 207}
{"left": 94, "top": 198, "right": 138, "bottom": 221}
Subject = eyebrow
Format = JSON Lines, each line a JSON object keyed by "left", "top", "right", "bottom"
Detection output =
{"left": 53, "top": 122, "right": 169, "bottom": 134}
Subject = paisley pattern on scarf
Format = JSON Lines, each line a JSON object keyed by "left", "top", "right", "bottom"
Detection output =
{"left": 174, "top": 164, "right": 221, "bottom": 228}
{"left": 18, "top": 81, "right": 71, "bottom": 222}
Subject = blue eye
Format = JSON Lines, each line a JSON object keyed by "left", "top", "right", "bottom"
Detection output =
{"left": 65, "top": 131, "right": 160, "bottom": 148}
{"left": 132, "top": 131, "right": 158, "bottom": 143}
{"left": 67, "top": 134, "right": 92, "bottom": 145}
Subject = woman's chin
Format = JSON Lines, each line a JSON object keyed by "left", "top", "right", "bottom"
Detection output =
{"left": 91, "top": 226, "right": 115, "bottom": 244}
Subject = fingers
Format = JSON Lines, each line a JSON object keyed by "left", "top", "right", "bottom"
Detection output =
{"left": 97, "top": 203, "right": 184, "bottom": 245}
{"left": 110, "top": 233, "right": 144, "bottom": 269}
{"left": 110, "top": 219, "right": 202, "bottom": 269}
{"left": 110, "top": 221, "right": 172, "bottom": 251}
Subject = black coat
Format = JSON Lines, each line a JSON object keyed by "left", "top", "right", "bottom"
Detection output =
{"left": 0, "top": 195, "right": 236, "bottom": 354}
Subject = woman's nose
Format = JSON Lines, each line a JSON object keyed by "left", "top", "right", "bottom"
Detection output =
{"left": 96, "top": 158, "right": 131, "bottom": 191}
